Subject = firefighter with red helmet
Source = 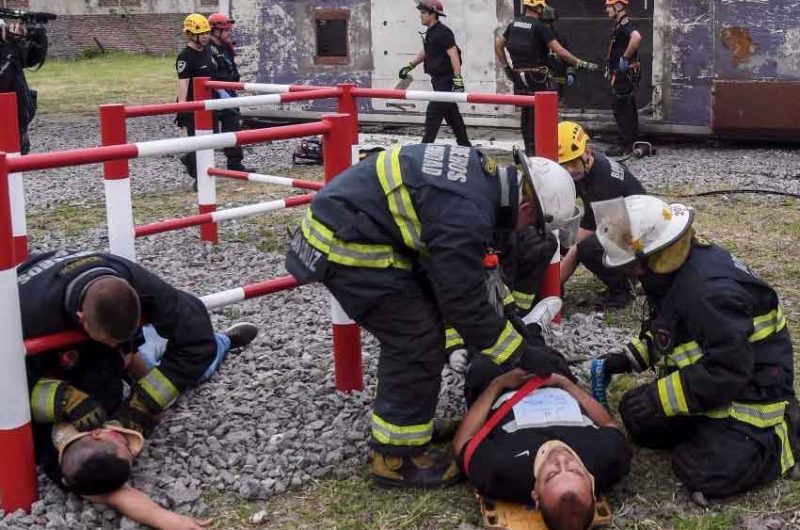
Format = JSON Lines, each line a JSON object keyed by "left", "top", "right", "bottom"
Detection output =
{"left": 604, "top": 0, "right": 642, "bottom": 156}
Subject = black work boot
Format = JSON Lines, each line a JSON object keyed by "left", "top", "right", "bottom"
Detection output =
{"left": 595, "top": 287, "right": 634, "bottom": 310}
{"left": 226, "top": 160, "right": 256, "bottom": 174}
{"left": 222, "top": 322, "right": 259, "bottom": 349}
{"left": 180, "top": 153, "right": 197, "bottom": 180}
{"left": 371, "top": 450, "right": 462, "bottom": 489}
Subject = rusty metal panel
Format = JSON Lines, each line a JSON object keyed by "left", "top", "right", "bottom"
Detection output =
{"left": 712, "top": 81, "right": 800, "bottom": 140}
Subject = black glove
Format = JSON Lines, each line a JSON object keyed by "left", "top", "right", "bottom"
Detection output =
{"left": 398, "top": 63, "right": 415, "bottom": 80}
{"left": 603, "top": 352, "right": 633, "bottom": 375}
{"left": 115, "top": 392, "right": 160, "bottom": 436}
{"left": 61, "top": 385, "right": 108, "bottom": 432}
{"left": 174, "top": 112, "right": 192, "bottom": 129}
{"left": 620, "top": 384, "right": 660, "bottom": 435}
{"left": 452, "top": 75, "right": 465, "bottom": 93}
{"left": 518, "top": 345, "right": 576, "bottom": 382}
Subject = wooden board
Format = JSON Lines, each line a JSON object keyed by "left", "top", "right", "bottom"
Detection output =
{"left": 478, "top": 493, "right": 613, "bottom": 530}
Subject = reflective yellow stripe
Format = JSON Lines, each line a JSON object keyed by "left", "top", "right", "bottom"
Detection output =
{"left": 749, "top": 308, "right": 786, "bottom": 342}
{"left": 481, "top": 321, "right": 523, "bottom": 365}
{"left": 512, "top": 290, "right": 535, "bottom": 311}
{"left": 445, "top": 326, "right": 465, "bottom": 349}
{"left": 301, "top": 210, "right": 412, "bottom": 270}
{"left": 376, "top": 148, "right": 426, "bottom": 254}
{"left": 31, "top": 378, "right": 63, "bottom": 423}
{"left": 138, "top": 368, "right": 180, "bottom": 411}
{"left": 629, "top": 335, "right": 651, "bottom": 367}
{"left": 705, "top": 400, "right": 787, "bottom": 428}
{"left": 371, "top": 413, "right": 433, "bottom": 446}
{"left": 665, "top": 341, "right": 703, "bottom": 369}
{"left": 657, "top": 371, "right": 689, "bottom": 416}
{"left": 775, "top": 420, "right": 796, "bottom": 474}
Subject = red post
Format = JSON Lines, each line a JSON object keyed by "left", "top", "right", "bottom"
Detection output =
{"left": 533, "top": 91, "right": 562, "bottom": 322}
{"left": 192, "top": 77, "right": 218, "bottom": 244}
{"left": 0, "top": 152, "right": 37, "bottom": 512}
{"left": 336, "top": 83, "right": 360, "bottom": 155}
{"left": 322, "top": 113, "right": 363, "bottom": 392}
{"left": 100, "top": 104, "right": 137, "bottom": 261}
{"left": 0, "top": 93, "right": 28, "bottom": 263}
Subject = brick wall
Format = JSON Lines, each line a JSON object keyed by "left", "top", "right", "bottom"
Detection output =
{"left": 47, "top": 13, "right": 194, "bottom": 58}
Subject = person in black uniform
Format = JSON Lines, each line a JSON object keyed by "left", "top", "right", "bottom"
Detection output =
{"left": 592, "top": 195, "right": 798, "bottom": 499}
{"left": 540, "top": 6, "right": 574, "bottom": 99}
{"left": 286, "top": 143, "right": 578, "bottom": 489}
{"left": 175, "top": 13, "right": 215, "bottom": 181}
{"left": 557, "top": 121, "right": 645, "bottom": 308}
{"left": 21, "top": 249, "right": 258, "bottom": 436}
{"left": 495, "top": 0, "right": 598, "bottom": 156}
{"left": 207, "top": 12, "right": 252, "bottom": 173}
{"left": 604, "top": 0, "right": 642, "bottom": 157}
{"left": 454, "top": 366, "right": 631, "bottom": 530}
{"left": 0, "top": 18, "right": 41, "bottom": 155}
{"left": 397, "top": 0, "right": 471, "bottom": 147}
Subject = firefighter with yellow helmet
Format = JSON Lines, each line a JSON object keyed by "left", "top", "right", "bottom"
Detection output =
{"left": 557, "top": 120, "right": 646, "bottom": 309}
{"left": 591, "top": 194, "right": 797, "bottom": 499}
{"left": 495, "top": 0, "right": 598, "bottom": 155}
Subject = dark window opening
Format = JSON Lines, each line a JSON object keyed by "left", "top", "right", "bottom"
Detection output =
{"left": 314, "top": 9, "right": 349, "bottom": 65}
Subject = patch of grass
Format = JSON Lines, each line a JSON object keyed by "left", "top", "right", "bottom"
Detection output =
{"left": 671, "top": 510, "right": 742, "bottom": 530}
{"left": 26, "top": 52, "right": 175, "bottom": 114}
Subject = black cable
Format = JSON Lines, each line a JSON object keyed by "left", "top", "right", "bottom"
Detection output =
{"left": 655, "top": 189, "right": 800, "bottom": 199}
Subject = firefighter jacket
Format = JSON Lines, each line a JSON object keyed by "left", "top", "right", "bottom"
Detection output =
{"left": 19, "top": 250, "right": 216, "bottom": 414}
{"left": 288, "top": 144, "right": 528, "bottom": 366}
{"left": 624, "top": 243, "right": 795, "bottom": 471}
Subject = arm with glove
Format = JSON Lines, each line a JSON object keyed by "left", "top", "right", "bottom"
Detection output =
{"left": 31, "top": 379, "right": 107, "bottom": 431}
{"left": 398, "top": 50, "right": 425, "bottom": 80}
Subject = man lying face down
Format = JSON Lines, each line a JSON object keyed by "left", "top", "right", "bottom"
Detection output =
{"left": 454, "top": 355, "right": 632, "bottom": 530}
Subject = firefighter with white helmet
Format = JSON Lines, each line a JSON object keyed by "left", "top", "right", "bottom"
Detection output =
{"left": 285, "top": 144, "right": 577, "bottom": 489}
{"left": 557, "top": 120, "right": 646, "bottom": 309}
{"left": 591, "top": 195, "right": 797, "bottom": 499}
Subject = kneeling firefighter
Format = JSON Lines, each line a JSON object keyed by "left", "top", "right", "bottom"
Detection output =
{"left": 286, "top": 144, "right": 577, "bottom": 489}
{"left": 591, "top": 195, "right": 798, "bottom": 498}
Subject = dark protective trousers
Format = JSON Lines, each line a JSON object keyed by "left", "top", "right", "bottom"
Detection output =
{"left": 181, "top": 110, "right": 245, "bottom": 177}
{"left": 422, "top": 76, "right": 472, "bottom": 147}
{"left": 513, "top": 74, "right": 549, "bottom": 156}
{"left": 611, "top": 75, "right": 639, "bottom": 149}
{"left": 576, "top": 233, "right": 630, "bottom": 292}
{"left": 323, "top": 264, "right": 447, "bottom": 457}
{"left": 621, "top": 394, "right": 784, "bottom": 497}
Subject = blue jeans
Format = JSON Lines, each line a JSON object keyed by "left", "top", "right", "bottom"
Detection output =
{"left": 138, "top": 325, "right": 231, "bottom": 382}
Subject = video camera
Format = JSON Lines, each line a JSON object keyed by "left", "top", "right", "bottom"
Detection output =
{"left": 0, "top": 7, "right": 57, "bottom": 70}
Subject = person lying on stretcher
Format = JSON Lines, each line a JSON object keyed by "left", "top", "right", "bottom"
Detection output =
{"left": 453, "top": 357, "right": 632, "bottom": 530}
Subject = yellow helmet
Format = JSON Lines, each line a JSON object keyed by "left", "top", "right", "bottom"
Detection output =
{"left": 523, "top": 0, "right": 547, "bottom": 8}
{"left": 183, "top": 13, "right": 211, "bottom": 35}
{"left": 557, "top": 121, "right": 590, "bottom": 164}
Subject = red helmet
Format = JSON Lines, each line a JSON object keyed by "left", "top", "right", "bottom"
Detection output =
{"left": 417, "top": 0, "right": 446, "bottom": 17}
{"left": 208, "top": 12, "right": 235, "bottom": 30}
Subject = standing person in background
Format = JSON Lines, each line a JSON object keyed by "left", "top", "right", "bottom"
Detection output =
{"left": 604, "top": 0, "right": 642, "bottom": 157}
{"left": 175, "top": 13, "right": 215, "bottom": 183}
{"left": 540, "top": 6, "right": 574, "bottom": 100}
{"left": 398, "top": 0, "right": 472, "bottom": 147}
{"left": 207, "top": 12, "right": 253, "bottom": 173}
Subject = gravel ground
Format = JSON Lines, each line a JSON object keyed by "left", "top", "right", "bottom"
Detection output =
{"left": 2, "top": 115, "right": 799, "bottom": 529}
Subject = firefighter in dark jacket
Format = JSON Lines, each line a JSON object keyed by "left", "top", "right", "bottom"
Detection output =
{"left": 558, "top": 121, "right": 646, "bottom": 309}
{"left": 591, "top": 195, "right": 797, "bottom": 498}
{"left": 285, "top": 143, "right": 577, "bottom": 489}
{"left": 604, "top": 0, "right": 642, "bottom": 156}
{"left": 495, "top": 0, "right": 598, "bottom": 156}
{"left": 398, "top": 0, "right": 471, "bottom": 147}
{"left": 21, "top": 250, "right": 258, "bottom": 436}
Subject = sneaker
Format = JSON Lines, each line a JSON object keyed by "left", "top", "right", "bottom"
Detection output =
{"left": 605, "top": 144, "right": 631, "bottom": 157}
{"left": 594, "top": 288, "right": 634, "bottom": 310}
{"left": 222, "top": 322, "right": 259, "bottom": 349}
{"left": 371, "top": 450, "right": 462, "bottom": 489}
{"left": 521, "top": 296, "right": 563, "bottom": 334}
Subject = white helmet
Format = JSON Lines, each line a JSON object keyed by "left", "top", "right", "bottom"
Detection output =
{"left": 592, "top": 195, "right": 694, "bottom": 268}
{"left": 515, "top": 148, "right": 577, "bottom": 235}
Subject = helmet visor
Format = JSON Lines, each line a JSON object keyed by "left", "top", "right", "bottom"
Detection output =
{"left": 592, "top": 197, "right": 637, "bottom": 268}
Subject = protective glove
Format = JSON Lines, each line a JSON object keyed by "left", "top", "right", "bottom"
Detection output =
{"left": 566, "top": 73, "right": 575, "bottom": 87}
{"left": 115, "top": 391, "right": 160, "bottom": 436}
{"left": 448, "top": 348, "right": 469, "bottom": 373}
{"left": 603, "top": 352, "right": 633, "bottom": 375}
{"left": 61, "top": 385, "right": 108, "bottom": 432}
{"left": 618, "top": 56, "right": 630, "bottom": 73}
{"left": 174, "top": 112, "right": 192, "bottom": 129}
{"left": 620, "top": 384, "right": 660, "bottom": 435}
{"left": 518, "top": 345, "right": 576, "bottom": 382}
{"left": 503, "top": 64, "right": 514, "bottom": 82}
{"left": 575, "top": 59, "right": 599, "bottom": 72}
{"left": 452, "top": 75, "right": 465, "bottom": 93}
{"left": 398, "top": 62, "right": 415, "bottom": 80}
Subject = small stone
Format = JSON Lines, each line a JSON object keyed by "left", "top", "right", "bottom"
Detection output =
{"left": 30, "top": 501, "right": 46, "bottom": 516}
{"left": 166, "top": 482, "right": 201, "bottom": 506}
{"left": 238, "top": 478, "right": 263, "bottom": 501}
{"left": 250, "top": 510, "right": 268, "bottom": 524}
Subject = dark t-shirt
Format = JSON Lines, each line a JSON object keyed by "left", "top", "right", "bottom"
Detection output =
{"left": 423, "top": 22, "right": 458, "bottom": 78}
{"left": 609, "top": 17, "right": 639, "bottom": 67}
{"left": 578, "top": 153, "right": 646, "bottom": 231}
{"left": 459, "top": 392, "right": 632, "bottom": 506}
{"left": 503, "top": 17, "right": 554, "bottom": 69}
{"left": 176, "top": 45, "right": 217, "bottom": 101}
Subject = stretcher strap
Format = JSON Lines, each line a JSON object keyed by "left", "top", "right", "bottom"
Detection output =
{"left": 463, "top": 376, "right": 547, "bottom": 475}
